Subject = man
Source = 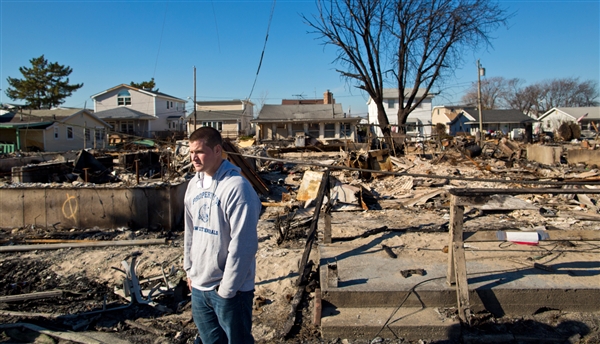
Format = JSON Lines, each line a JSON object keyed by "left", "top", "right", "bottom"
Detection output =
{"left": 183, "top": 127, "right": 261, "bottom": 344}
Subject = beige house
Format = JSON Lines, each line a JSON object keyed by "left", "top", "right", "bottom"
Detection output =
{"left": 0, "top": 108, "right": 111, "bottom": 152}
{"left": 431, "top": 105, "right": 476, "bottom": 134}
{"left": 91, "top": 84, "right": 186, "bottom": 139}
{"left": 186, "top": 100, "right": 254, "bottom": 138}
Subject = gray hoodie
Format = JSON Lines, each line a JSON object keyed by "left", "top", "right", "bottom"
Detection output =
{"left": 183, "top": 159, "right": 261, "bottom": 298}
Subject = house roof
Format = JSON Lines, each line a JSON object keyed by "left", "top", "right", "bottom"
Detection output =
{"left": 91, "top": 84, "right": 185, "bottom": 102}
{"left": 0, "top": 108, "right": 110, "bottom": 128}
{"left": 538, "top": 107, "right": 600, "bottom": 121}
{"left": 367, "top": 88, "right": 432, "bottom": 104}
{"left": 0, "top": 120, "right": 54, "bottom": 129}
{"left": 254, "top": 104, "right": 359, "bottom": 123}
{"left": 462, "top": 109, "right": 537, "bottom": 124}
{"left": 194, "top": 99, "right": 254, "bottom": 106}
{"left": 186, "top": 109, "right": 246, "bottom": 122}
{"left": 93, "top": 107, "right": 157, "bottom": 120}
{"left": 5, "top": 108, "right": 87, "bottom": 121}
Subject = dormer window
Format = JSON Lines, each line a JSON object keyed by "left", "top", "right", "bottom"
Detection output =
{"left": 117, "top": 90, "right": 131, "bottom": 106}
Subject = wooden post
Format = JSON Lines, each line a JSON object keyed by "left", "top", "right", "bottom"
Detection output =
{"left": 323, "top": 212, "right": 332, "bottom": 244}
{"left": 448, "top": 194, "right": 471, "bottom": 324}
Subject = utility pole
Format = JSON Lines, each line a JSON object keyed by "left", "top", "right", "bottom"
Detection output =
{"left": 477, "top": 60, "right": 485, "bottom": 141}
{"left": 193, "top": 66, "right": 197, "bottom": 132}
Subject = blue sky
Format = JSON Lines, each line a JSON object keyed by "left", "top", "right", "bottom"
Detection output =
{"left": 1, "top": 0, "right": 598, "bottom": 118}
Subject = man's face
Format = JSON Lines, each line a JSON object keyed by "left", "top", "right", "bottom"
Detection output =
{"left": 189, "top": 139, "right": 222, "bottom": 176}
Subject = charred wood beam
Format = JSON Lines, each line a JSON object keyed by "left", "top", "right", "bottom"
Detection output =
{"left": 296, "top": 170, "right": 330, "bottom": 287}
{"left": 0, "top": 238, "right": 167, "bottom": 253}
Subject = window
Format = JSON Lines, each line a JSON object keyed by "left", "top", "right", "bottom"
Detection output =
{"left": 120, "top": 121, "right": 134, "bottom": 134}
{"left": 54, "top": 126, "right": 59, "bottom": 139}
{"left": 117, "top": 90, "right": 131, "bottom": 106}
{"left": 388, "top": 99, "right": 395, "bottom": 109}
{"left": 324, "top": 123, "right": 335, "bottom": 138}
{"left": 341, "top": 123, "right": 352, "bottom": 137}
{"left": 95, "top": 128, "right": 105, "bottom": 142}
{"left": 202, "top": 121, "right": 223, "bottom": 131}
{"left": 307, "top": 123, "right": 319, "bottom": 138}
{"left": 167, "top": 101, "right": 169, "bottom": 109}
{"left": 107, "top": 121, "right": 116, "bottom": 131}
{"left": 85, "top": 128, "right": 91, "bottom": 141}
{"left": 67, "top": 126, "right": 74, "bottom": 140}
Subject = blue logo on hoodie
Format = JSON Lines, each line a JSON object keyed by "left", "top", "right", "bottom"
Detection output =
{"left": 198, "top": 203, "right": 210, "bottom": 223}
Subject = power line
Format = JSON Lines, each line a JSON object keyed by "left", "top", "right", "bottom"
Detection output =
{"left": 246, "top": 0, "right": 276, "bottom": 102}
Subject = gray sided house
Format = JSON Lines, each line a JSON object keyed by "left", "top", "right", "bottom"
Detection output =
{"left": 458, "top": 109, "right": 537, "bottom": 136}
{"left": 0, "top": 108, "right": 111, "bottom": 152}
{"left": 537, "top": 107, "right": 600, "bottom": 134}
{"left": 253, "top": 104, "right": 360, "bottom": 142}
{"left": 187, "top": 100, "right": 254, "bottom": 138}
{"left": 91, "top": 84, "right": 186, "bottom": 140}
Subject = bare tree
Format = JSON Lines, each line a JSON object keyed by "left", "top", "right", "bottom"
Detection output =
{"left": 539, "top": 78, "right": 599, "bottom": 112}
{"left": 303, "top": 0, "right": 392, "bottom": 138}
{"left": 304, "top": 0, "right": 509, "bottom": 135}
{"left": 461, "top": 77, "right": 599, "bottom": 117}
{"left": 461, "top": 76, "right": 518, "bottom": 109}
{"left": 391, "top": 0, "right": 508, "bottom": 131}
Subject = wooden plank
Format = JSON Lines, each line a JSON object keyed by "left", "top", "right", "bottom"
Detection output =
{"left": 446, "top": 200, "right": 462, "bottom": 286}
{"left": 313, "top": 288, "right": 322, "bottom": 326}
{"left": 297, "top": 170, "right": 330, "bottom": 286}
{"left": 449, "top": 188, "right": 600, "bottom": 197}
{"left": 463, "top": 229, "right": 600, "bottom": 242}
{"left": 448, "top": 195, "right": 471, "bottom": 324}
{"left": 0, "top": 290, "right": 63, "bottom": 303}
{"left": 453, "top": 240, "right": 471, "bottom": 324}
{"left": 0, "top": 238, "right": 166, "bottom": 253}
{"left": 323, "top": 212, "right": 332, "bottom": 244}
{"left": 452, "top": 194, "right": 537, "bottom": 209}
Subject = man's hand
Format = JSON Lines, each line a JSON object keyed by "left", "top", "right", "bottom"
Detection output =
{"left": 187, "top": 278, "right": 192, "bottom": 291}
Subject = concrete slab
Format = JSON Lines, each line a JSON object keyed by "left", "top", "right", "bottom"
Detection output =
{"left": 321, "top": 306, "right": 461, "bottom": 342}
{"left": 319, "top": 236, "right": 600, "bottom": 315}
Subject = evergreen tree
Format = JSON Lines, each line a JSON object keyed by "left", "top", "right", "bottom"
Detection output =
{"left": 130, "top": 78, "right": 158, "bottom": 92}
{"left": 5, "top": 55, "right": 83, "bottom": 109}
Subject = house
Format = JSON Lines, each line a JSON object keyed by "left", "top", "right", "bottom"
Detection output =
{"left": 186, "top": 100, "right": 254, "bottom": 138}
{"left": 90, "top": 84, "right": 186, "bottom": 140}
{"left": 0, "top": 108, "right": 112, "bottom": 152}
{"left": 367, "top": 88, "right": 434, "bottom": 138}
{"left": 253, "top": 103, "right": 361, "bottom": 142}
{"left": 431, "top": 105, "right": 477, "bottom": 135}
{"left": 537, "top": 107, "right": 600, "bottom": 134}
{"left": 458, "top": 108, "right": 537, "bottom": 136}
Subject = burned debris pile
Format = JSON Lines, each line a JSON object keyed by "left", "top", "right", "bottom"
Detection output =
{"left": 1, "top": 134, "right": 600, "bottom": 343}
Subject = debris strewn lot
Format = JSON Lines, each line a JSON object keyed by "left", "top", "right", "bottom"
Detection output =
{"left": 1, "top": 136, "right": 600, "bottom": 343}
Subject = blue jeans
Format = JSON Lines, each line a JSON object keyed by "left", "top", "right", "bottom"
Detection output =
{"left": 191, "top": 287, "right": 254, "bottom": 344}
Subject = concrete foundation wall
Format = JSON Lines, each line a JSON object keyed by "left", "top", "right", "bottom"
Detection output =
{"left": 526, "top": 145, "right": 562, "bottom": 165}
{"left": 566, "top": 148, "right": 600, "bottom": 166}
{"left": 0, "top": 181, "right": 188, "bottom": 231}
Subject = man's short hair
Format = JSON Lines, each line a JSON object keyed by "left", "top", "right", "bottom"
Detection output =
{"left": 189, "top": 127, "right": 223, "bottom": 148}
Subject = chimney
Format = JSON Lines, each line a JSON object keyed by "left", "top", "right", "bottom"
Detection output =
{"left": 323, "top": 90, "right": 334, "bottom": 104}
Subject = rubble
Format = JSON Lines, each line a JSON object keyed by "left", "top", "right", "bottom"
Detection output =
{"left": 1, "top": 135, "right": 600, "bottom": 343}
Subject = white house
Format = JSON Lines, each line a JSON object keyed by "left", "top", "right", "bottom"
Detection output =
{"left": 537, "top": 107, "right": 600, "bottom": 134}
{"left": 367, "top": 88, "right": 433, "bottom": 138}
{"left": 91, "top": 84, "right": 186, "bottom": 139}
